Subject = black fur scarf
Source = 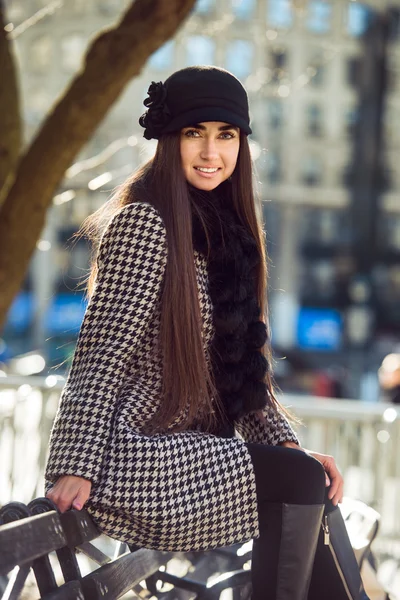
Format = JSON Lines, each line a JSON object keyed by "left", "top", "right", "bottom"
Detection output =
{"left": 190, "top": 182, "right": 270, "bottom": 437}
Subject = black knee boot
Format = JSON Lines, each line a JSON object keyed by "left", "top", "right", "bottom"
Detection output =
{"left": 251, "top": 502, "right": 324, "bottom": 600}
{"left": 307, "top": 495, "right": 371, "bottom": 600}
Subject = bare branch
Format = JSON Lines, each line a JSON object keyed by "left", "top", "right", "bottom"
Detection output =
{"left": 65, "top": 136, "right": 137, "bottom": 178}
{"left": 0, "top": 0, "right": 196, "bottom": 327}
{"left": 7, "top": 1, "right": 64, "bottom": 40}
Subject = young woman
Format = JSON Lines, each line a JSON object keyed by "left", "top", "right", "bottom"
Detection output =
{"left": 45, "top": 66, "right": 368, "bottom": 600}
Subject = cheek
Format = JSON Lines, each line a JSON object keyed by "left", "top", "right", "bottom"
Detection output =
{"left": 225, "top": 144, "right": 240, "bottom": 174}
{"left": 180, "top": 141, "right": 196, "bottom": 171}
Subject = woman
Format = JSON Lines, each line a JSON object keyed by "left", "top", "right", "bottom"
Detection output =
{"left": 45, "top": 66, "right": 368, "bottom": 599}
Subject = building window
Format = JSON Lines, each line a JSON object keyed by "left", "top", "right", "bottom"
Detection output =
{"left": 61, "top": 34, "right": 86, "bottom": 72}
{"left": 270, "top": 47, "right": 287, "bottom": 82}
{"left": 300, "top": 208, "right": 345, "bottom": 244}
{"left": 347, "top": 2, "right": 373, "bottom": 37}
{"left": 149, "top": 40, "right": 175, "bottom": 70}
{"left": 386, "top": 57, "right": 397, "bottom": 92}
{"left": 268, "top": 99, "right": 283, "bottom": 130}
{"left": 301, "top": 156, "right": 323, "bottom": 186}
{"left": 306, "top": 1, "right": 332, "bottom": 34}
{"left": 271, "top": 48, "right": 286, "bottom": 69}
{"left": 309, "top": 62, "right": 325, "bottom": 86}
{"left": 231, "top": 0, "right": 256, "bottom": 20}
{"left": 319, "top": 210, "right": 339, "bottom": 243}
{"left": 309, "top": 260, "right": 336, "bottom": 300}
{"left": 346, "top": 57, "right": 361, "bottom": 87}
{"left": 391, "top": 218, "right": 400, "bottom": 250}
{"left": 380, "top": 215, "right": 400, "bottom": 251}
{"left": 306, "top": 104, "right": 323, "bottom": 137}
{"left": 194, "top": 0, "right": 215, "bottom": 14}
{"left": 226, "top": 40, "right": 254, "bottom": 80}
{"left": 267, "top": 0, "right": 293, "bottom": 29}
{"left": 267, "top": 151, "right": 281, "bottom": 184}
{"left": 344, "top": 106, "right": 359, "bottom": 137}
{"left": 186, "top": 36, "right": 215, "bottom": 66}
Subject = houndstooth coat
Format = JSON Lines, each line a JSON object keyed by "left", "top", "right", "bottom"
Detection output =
{"left": 45, "top": 201, "right": 299, "bottom": 552}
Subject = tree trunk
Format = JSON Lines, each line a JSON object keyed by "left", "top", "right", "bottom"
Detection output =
{"left": 0, "top": 0, "right": 195, "bottom": 328}
{"left": 0, "top": 1, "right": 22, "bottom": 201}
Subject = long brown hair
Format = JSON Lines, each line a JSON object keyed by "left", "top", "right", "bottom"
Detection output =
{"left": 75, "top": 131, "right": 289, "bottom": 433}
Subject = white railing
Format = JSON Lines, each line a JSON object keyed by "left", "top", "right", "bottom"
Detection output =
{"left": 1, "top": 377, "right": 399, "bottom": 555}
{"left": 0, "top": 376, "right": 64, "bottom": 505}
{"left": 286, "top": 395, "right": 400, "bottom": 552}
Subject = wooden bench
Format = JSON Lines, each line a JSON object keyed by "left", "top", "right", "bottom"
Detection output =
{"left": 0, "top": 497, "right": 252, "bottom": 599}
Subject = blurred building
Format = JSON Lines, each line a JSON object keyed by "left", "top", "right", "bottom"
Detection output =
{"left": 2, "top": 0, "right": 400, "bottom": 397}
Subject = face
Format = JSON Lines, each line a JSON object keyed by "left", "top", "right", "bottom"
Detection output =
{"left": 180, "top": 121, "right": 240, "bottom": 191}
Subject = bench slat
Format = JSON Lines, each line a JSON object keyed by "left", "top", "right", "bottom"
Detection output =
{"left": 59, "top": 510, "right": 100, "bottom": 547}
{"left": 27, "top": 497, "right": 84, "bottom": 584}
{"left": 55, "top": 546, "right": 82, "bottom": 583}
{"left": 1, "top": 564, "right": 31, "bottom": 600}
{"left": 32, "top": 554, "right": 58, "bottom": 596}
{"left": 77, "top": 542, "right": 111, "bottom": 566}
{"left": 41, "top": 580, "right": 85, "bottom": 600}
{"left": 0, "top": 513, "right": 66, "bottom": 576}
{"left": 80, "top": 549, "right": 171, "bottom": 600}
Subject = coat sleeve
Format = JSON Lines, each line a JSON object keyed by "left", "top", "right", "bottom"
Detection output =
{"left": 234, "top": 404, "right": 300, "bottom": 446}
{"left": 45, "top": 202, "right": 168, "bottom": 486}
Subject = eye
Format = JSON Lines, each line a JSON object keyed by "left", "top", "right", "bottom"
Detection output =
{"left": 184, "top": 129, "right": 201, "bottom": 137}
{"left": 219, "top": 131, "right": 236, "bottom": 139}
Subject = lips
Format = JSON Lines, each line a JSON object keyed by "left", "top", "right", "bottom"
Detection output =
{"left": 195, "top": 167, "right": 220, "bottom": 172}
{"left": 194, "top": 167, "right": 221, "bottom": 179}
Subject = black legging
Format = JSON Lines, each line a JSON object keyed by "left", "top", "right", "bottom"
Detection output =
{"left": 245, "top": 443, "right": 330, "bottom": 599}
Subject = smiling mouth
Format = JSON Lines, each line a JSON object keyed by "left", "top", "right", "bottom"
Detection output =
{"left": 194, "top": 167, "right": 220, "bottom": 173}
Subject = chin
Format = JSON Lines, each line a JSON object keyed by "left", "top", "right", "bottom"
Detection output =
{"left": 187, "top": 176, "right": 225, "bottom": 191}
{"left": 194, "top": 181, "right": 220, "bottom": 191}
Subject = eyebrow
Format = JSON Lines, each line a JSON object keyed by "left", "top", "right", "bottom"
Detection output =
{"left": 188, "top": 123, "right": 240, "bottom": 132}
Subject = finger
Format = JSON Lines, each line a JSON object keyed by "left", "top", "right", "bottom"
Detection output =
{"left": 55, "top": 497, "right": 73, "bottom": 513}
{"left": 325, "top": 473, "right": 330, "bottom": 487}
{"left": 324, "top": 463, "right": 341, "bottom": 492}
{"left": 72, "top": 488, "right": 89, "bottom": 511}
{"left": 329, "top": 475, "right": 344, "bottom": 504}
{"left": 333, "top": 481, "right": 344, "bottom": 506}
{"left": 326, "top": 466, "right": 340, "bottom": 495}
{"left": 332, "top": 488, "right": 343, "bottom": 506}
{"left": 47, "top": 489, "right": 74, "bottom": 513}
{"left": 328, "top": 477, "right": 340, "bottom": 501}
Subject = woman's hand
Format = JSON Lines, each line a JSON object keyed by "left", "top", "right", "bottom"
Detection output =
{"left": 306, "top": 450, "right": 344, "bottom": 506}
{"left": 46, "top": 475, "right": 92, "bottom": 513}
{"left": 280, "top": 441, "right": 344, "bottom": 506}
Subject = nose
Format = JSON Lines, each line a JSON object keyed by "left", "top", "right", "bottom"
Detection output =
{"left": 199, "top": 138, "right": 219, "bottom": 162}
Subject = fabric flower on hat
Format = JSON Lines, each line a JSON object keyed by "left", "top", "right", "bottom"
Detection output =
{"left": 139, "top": 81, "right": 171, "bottom": 140}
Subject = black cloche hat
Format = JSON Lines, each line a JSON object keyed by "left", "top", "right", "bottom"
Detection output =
{"left": 139, "top": 65, "right": 252, "bottom": 140}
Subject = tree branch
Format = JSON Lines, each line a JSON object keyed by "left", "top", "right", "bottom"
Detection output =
{"left": 8, "top": 1, "right": 64, "bottom": 40}
{"left": 0, "top": 0, "right": 196, "bottom": 327}
{"left": 0, "top": 0, "right": 22, "bottom": 200}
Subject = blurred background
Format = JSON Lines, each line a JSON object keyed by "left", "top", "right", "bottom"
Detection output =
{"left": 1, "top": 0, "right": 400, "bottom": 596}
{"left": 2, "top": 0, "right": 400, "bottom": 402}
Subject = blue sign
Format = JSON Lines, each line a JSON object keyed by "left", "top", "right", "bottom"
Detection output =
{"left": 297, "top": 308, "right": 342, "bottom": 351}
{"left": 5, "top": 291, "right": 34, "bottom": 332}
{"left": 347, "top": 3, "right": 372, "bottom": 37}
{"left": 45, "top": 294, "right": 87, "bottom": 334}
